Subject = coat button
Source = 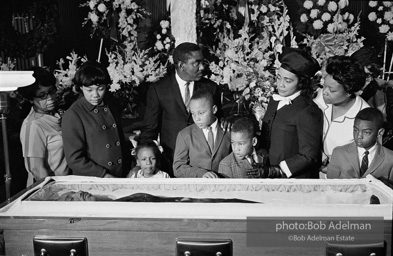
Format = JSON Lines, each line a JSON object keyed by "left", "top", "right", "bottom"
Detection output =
{"left": 94, "top": 109, "right": 98, "bottom": 113}
{"left": 117, "top": 159, "right": 122, "bottom": 164}
{"left": 106, "top": 144, "right": 110, "bottom": 148}
{"left": 102, "top": 125, "right": 107, "bottom": 129}
{"left": 116, "top": 141, "right": 120, "bottom": 146}
{"left": 108, "top": 162, "right": 113, "bottom": 166}
{"left": 104, "top": 108, "right": 108, "bottom": 112}
{"left": 112, "top": 123, "right": 117, "bottom": 128}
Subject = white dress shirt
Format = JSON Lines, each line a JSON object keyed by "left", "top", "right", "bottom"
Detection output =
{"left": 202, "top": 118, "right": 218, "bottom": 145}
{"left": 175, "top": 72, "right": 194, "bottom": 104}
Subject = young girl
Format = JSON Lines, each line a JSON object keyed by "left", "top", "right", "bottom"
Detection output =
{"left": 127, "top": 141, "right": 170, "bottom": 178}
{"left": 62, "top": 61, "right": 130, "bottom": 178}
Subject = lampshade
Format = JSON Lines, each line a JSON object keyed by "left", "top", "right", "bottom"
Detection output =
{"left": 0, "top": 71, "right": 35, "bottom": 91}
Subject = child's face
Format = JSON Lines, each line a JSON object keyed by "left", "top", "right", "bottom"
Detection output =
{"left": 231, "top": 131, "right": 256, "bottom": 161}
{"left": 189, "top": 98, "right": 217, "bottom": 129}
{"left": 82, "top": 84, "right": 106, "bottom": 106}
{"left": 137, "top": 148, "right": 157, "bottom": 175}
{"left": 353, "top": 119, "right": 383, "bottom": 150}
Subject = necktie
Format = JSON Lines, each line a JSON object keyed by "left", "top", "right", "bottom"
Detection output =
{"left": 360, "top": 150, "right": 369, "bottom": 177}
{"left": 245, "top": 155, "right": 255, "bottom": 165}
{"left": 184, "top": 82, "right": 190, "bottom": 108}
{"left": 207, "top": 126, "right": 214, "bottom": 152}
{"left": 272, "top": 94, "right": 292, "bottom": 106}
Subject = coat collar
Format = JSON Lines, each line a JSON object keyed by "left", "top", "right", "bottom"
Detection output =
{"left": 346, "top": 142, "right": 384, "bottom": 177}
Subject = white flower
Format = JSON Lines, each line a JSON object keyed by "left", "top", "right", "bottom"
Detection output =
{"left": 131, "top": 2, "right": 138, "bottom": 9}
{"left": 260, "top": 4, "right": 268, "bottom": 13}
{"left": 328, "top": 1, "right": 338, "bottom": 12}
{"left": 338, "top": 0, "right": 349, "bottom": 9}
{"left": 343, "top": 12, "right": 349, "bottom": 20}
{"left": 384, "top": 11, "right": 393, "bottom": 21}
{"left": 387, "top": 31, "right": 393, "bottom": 41}
{"left": 300, "top": 13, "right": 309, "bottom": 23}
{"left": 303, "top": 0, "right": 313, "bottom": 9}
{"left": 317, "top": 0, "right": 326, "bottom": 6}
{"left": 321, "top": 12, "right": 331, "bottom": 22}
{"left": 379, "top": 24, "right": 390, "bottom": 33}
{"left": 165, "top": 44, "right": 171, "bottom": 50}
{"left": 160, "top": 20, "right": 170, "bottom": 29}
{"left": 89, "top": 13, "right": 99, "bottom": 24}
{"left": 348, "top": 14, "right": 354, "bottom": 24}
{"left": 97, "top": 3, "right": 107, "bottom": 13}
{"left": 156, "top": 34, "right": 161, "bottom": 40}
{"left": 378, "top": 6, "right": 384, "bottom": 11}
{"left": 369, "top": 1, "right": 378, "bottom": 8}
{"left": 383, "top": 1, "right": 393, "bottom": 7}
{"left": 155, "top": 41, "right": 164, "bottom": 50}
{"left": 310, "top": 9, "right": 320, "bottom": 19}
{"left": 313, "top": 19, "right": 324, "bottom": 30}
{"left": 109, "top": 83, "right": 121, "bottom": 92}
{"left": 377, "top": 18, "right": 382, "bottom": 24}
{"left": 162, "top": 28, "right": 167, "bottom": 34}
{"left": 89, "top": 0, "right": 96, "bottom": 10}
{"left": 164, "top": 37, "right": 171, "bottom": 43}
{"left": 327, "top": 23, "right": 336, "bottom": 33}
{"left": 390, "top": 19, "right": 393, "bottom": 24}
{"left": 368, "top": 12, "right": 377, "bottom": 22}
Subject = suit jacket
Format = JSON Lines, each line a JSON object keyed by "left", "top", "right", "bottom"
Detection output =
{"left": 138, "top": 70, "right": 220, "bottom": 174}
{"left": 261, "top": 94, "right": 323, "bottom": 178}
{"left": 327, "top": 142, "right": 393, "bottom": 181}
{"left": 173, "top": 123, "right": 231, "bottom": 178}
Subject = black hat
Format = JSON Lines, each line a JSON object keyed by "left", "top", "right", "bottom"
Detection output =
{"left": 350, "top": 46, "right": 381, "bottom": 67}
{"left": 279, "top": 48, "right": 320, "bottom": 78}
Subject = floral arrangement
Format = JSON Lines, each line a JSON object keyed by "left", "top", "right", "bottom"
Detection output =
{"left": 296, "top": 0, "right": 355, "bottom": 38}
{"left": 81, "top": 0, "right": 149, "bottom": 42}
{"left": 368, "top": 1, "right": 393, "bottom": 40}
{"left": 0, "top": 57, "right": 16, "bottom": 71}
{"left": 153, "top": 20, "right": 176, "bottom": 54}
{"left": 54, "top": 51, "right": 88, "bottom": 92}
{"left": 106, "top": 42, "right": 167, "bottom": 118}
{"left": 207, "top": 0, "right": 295, "bottom": 119}
{"left": 303, "top": 13, "right": 364, "bottom": 65}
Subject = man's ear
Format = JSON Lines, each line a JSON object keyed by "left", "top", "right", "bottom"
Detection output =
{"left": 252, "top": 137, "right": 258, "bottom": 147}
{"left": 212, "top": 105, "right": 217, "bottom": 114}
{"left": 378, "top": 128, "right": 385, "bottom": 138}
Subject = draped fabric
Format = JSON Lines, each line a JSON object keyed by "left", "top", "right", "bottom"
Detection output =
{"left": 166, "top": 0, "right": 197, "bottom": 46}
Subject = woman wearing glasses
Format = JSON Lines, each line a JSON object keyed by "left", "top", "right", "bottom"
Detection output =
{"left": 18, "top": 67, "right": 70, "bottom": 186}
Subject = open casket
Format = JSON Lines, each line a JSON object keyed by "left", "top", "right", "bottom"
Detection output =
{"left": 0, "top": 175, "right": 392, "bottom": 256}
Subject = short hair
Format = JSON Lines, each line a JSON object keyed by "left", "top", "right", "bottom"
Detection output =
{"left": 173, "top": 42, "right": 201, "bottom": 66}
{"left": 355, "top": 108, "right": 384, "bottom": 129}
{"left": 73, "top": 61, "right": 111, "bottom": 92}
{"left": 134, "top": 141, "right": 162, "bottom": 167}
{"left": 190, "top": 90, "right": 215, "bottom": 106}
{"left": 231, "top": 117, "right": 256, "bottom": 139}
{"left": 17, "top": 67, "right": 56, "bottom": 100}
{"left": 325, "top": 56, "right": 365, "bottom": 96}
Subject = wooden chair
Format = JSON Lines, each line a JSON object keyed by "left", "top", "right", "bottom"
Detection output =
{"left": 176, "top": 238, "right": 232, "bottom": 256}
{"left": 325, "top": 241, "right": 385, "bottom": 256}
{"left": 33, "top": 236, "right": 88, "bottom": 256}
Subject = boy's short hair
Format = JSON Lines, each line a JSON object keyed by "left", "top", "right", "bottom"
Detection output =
{"left": 355, "top": 107, "right": 384, "bottom": 129}
{"left": 190, "top": 90, "right": 215, "bottom": 106}
{"left": 231, "top": 117, "right": 256, "bottom": 139}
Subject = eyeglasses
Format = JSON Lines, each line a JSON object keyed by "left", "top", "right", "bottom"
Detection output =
{"left": 34, "top": 87, "right": 57, "bottom": 100}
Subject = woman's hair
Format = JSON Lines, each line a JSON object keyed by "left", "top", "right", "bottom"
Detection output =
{"left": 325, "top": 56, "right": 366, "bottom": 96}
{"left": 134, "top": 141, "right": 161, "bottom": 167}
{"left": 17, "top": 67, "right": 56, "bottom": 100}
{"left": 73, "top": 61, "right": 111, "bottom": 93}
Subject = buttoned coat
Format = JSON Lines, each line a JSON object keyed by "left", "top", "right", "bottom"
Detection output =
{"left": 62, "top": 96, "right": 129, "bottom": 177}
{"left": 327, "top": 142, "right": 393, "bottom": 181}
{"left": 173, "top": 123, "right": 231, "bottom": 178}
{"left": 138, "top": 70, "right": 220, "bottom": 175}
{"left": 261, "top": 95, "right": 323, "bottom": 178}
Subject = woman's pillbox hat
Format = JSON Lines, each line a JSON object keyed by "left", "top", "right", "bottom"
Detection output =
{"left": 279, "top": 47, "right": 320, "bottom": 78}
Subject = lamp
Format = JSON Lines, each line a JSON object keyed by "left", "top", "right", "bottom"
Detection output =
{"left": 0, "top": 71, "right": 35, "bottom": 202}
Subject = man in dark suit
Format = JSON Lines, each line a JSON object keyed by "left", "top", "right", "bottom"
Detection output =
{"left": 138, "top": 42, "right": 221, "bottom": 177}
